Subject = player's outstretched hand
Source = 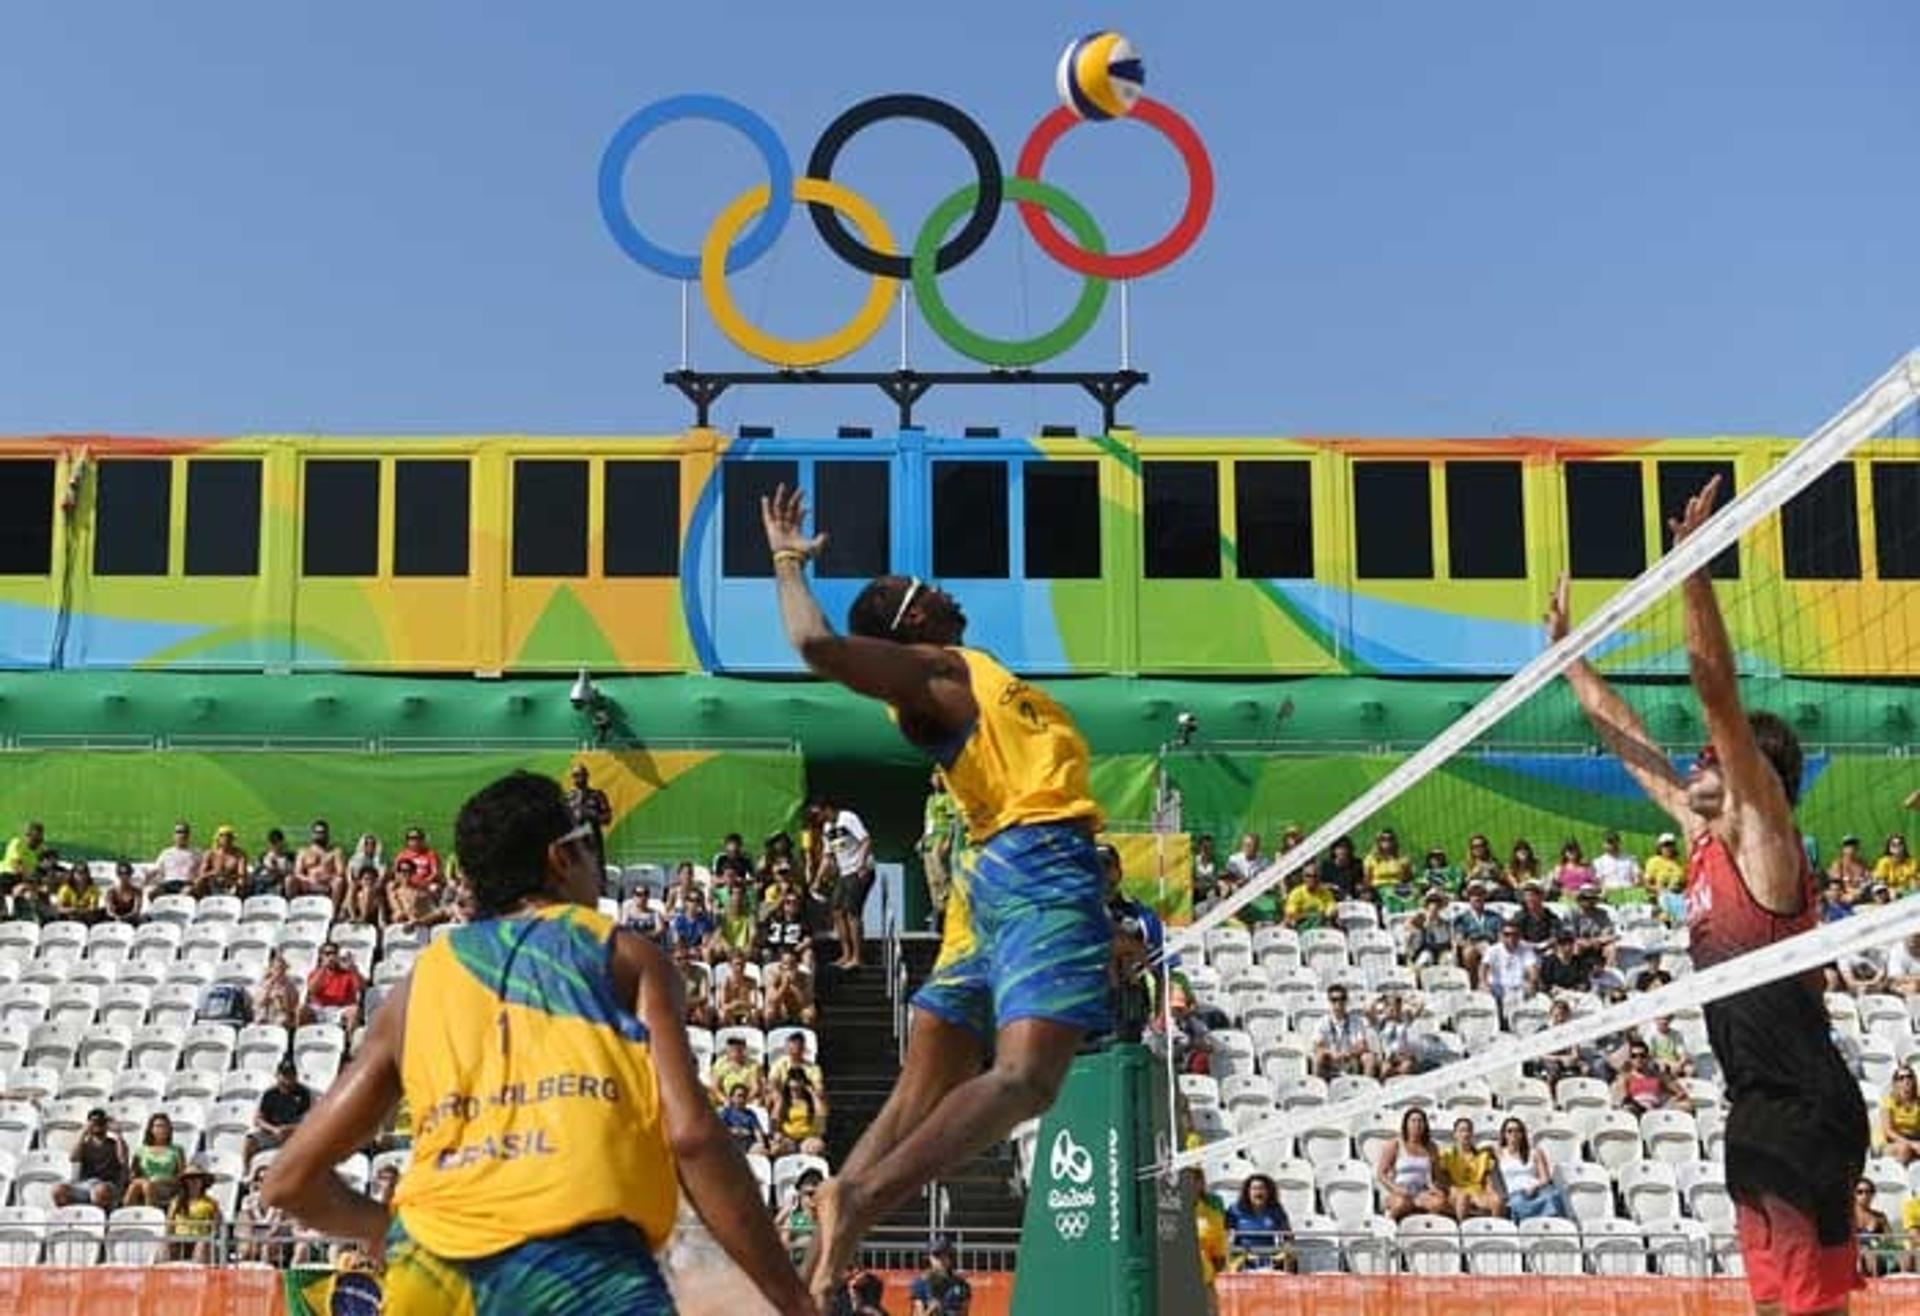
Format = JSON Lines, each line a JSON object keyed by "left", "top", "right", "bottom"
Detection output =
{"left": 761, "top": 483, "right": 828, "bottom": 562}
{"left": 1544, "top": 573, "right": 1571, "bottom": 644}
{"left": 1667, "top": 474, "right": 1722, "bottom": 548}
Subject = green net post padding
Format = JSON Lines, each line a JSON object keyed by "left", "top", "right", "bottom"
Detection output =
{"left": 1012, "top": 1043, "right": 1207, "bottom": 1316}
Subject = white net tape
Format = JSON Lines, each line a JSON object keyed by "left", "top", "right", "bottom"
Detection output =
{"left": 1161, "top": 896, "right": 1920, "bottom": 1174}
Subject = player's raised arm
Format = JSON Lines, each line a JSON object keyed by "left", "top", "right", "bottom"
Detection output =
{"left": 1668, "top": 478, "right": 1802, "bottom": 909}
{"left": 761, "top": 484, "right": 974, "bottom": 727}
{"left": 1547, "top": 575, "right": 1693, "bottom": 830}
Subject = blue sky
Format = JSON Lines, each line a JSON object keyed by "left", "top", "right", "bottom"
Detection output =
{"left": 1, "top": 2, "right": 1913, "bottom": 439}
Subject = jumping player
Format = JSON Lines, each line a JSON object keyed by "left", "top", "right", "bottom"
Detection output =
{"left": 760, "top": 484, "right": 1111, "bottom": 1303}
{"left": 1550, "top": 476, "right": 1868, "bottom": 1315}
{"left": 263, "top": 772, "right": 810, "bottom": 1315}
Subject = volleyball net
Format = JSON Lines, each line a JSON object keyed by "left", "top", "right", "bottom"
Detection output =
{"left": 1157, "top": 350, "right": 1920, "bottom": 1174}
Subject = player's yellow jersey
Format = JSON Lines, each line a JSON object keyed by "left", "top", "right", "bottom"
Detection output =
{"left": 391, "top": 905, "right": 677, "bottom": 1259}
{"left": 938, "top": 647, "right": 1103, "bottom": 844}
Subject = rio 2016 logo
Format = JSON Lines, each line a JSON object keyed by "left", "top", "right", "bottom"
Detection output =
{"left": 599, "top": 92, "right": 1212, "bottom": 370}
{"left": 1046, "top": 1127, "right": 1098, "bottom": 1240}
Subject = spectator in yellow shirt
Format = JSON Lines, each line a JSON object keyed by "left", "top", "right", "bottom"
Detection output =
{"left": 53, "top": 867, "right": 103, "bottom": 924}
{"left": 1874, "top": 835, "right": 1917, "bottom": 894}
{"left": 1439, "top": 1116, "right": 1503, "bottom": 1219}
{"left": 1363, "top": 829, "right": 1413, "bottom": 891}
{"left": 2, "top": 822, "right": 43, "bottom": 879}
{"left": 1283, "top": 868, "right": 1338, "bottom": 930}
{"left": 1643, "top": 834, "right": 1686, "bottom": 892}
{"left": 1882, "top": 1068, "right": 1920, "bottom": 1164}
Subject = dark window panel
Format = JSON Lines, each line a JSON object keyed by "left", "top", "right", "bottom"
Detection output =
{"left": 605, "top": 461, "right": 680, "bottom": 578}
{"left": 394, "top": 460, "right": 471, "bottom": 578}
{"left": 0, "top": 461, "right": 55, "bottom": 575}
{"left": 1352, "top": 461, "right": 1433, "bottom": 580}
{"left": 1657, "top": 460, "right": 1739, "bottom": 578}
{"left": 815, "top": 461, "right": 890, "bottom": 579}
{"left": 1233, "top": 461, "right": 1314, "bottom": 579}
{"left": 1872, "top": 462, "right": 1920, "bottom": 580}
{"left": 932, "top": 461, "right": 1009, "bottom": 579}
{"left": 93, "top": 460, "right": 172, "bottom": 577}
{"left": 1445, "top": 461, "right": 1527, "bottom": 580}
{"left": 1025, "top": 462, "right": 1102, "bottom": 579}
{"left": 512, "top": 461, "right": 588, "bottom": 578}
{"left": 303, "top": 461, "right": 381, "bottom": 577}
{"left": 184, "top": 460, "right": 262, "bottom": 577}
{"left": 1780, "top": 463, "right": 1861, "bottom": 581}
{"left": 722, "top": 461, "right": 797, "bottom": 578}
{"left": 1564, "top": 462, "right": 1646, "bottom": 580}
{"left": 1142, "top": 461, "right": 1220, "bottom": 579}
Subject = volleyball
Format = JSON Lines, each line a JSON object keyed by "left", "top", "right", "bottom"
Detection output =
{"left": 1055, "top": 31, "right": 1145, "bottom": 121}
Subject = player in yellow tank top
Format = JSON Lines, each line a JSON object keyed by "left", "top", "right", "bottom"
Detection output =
{"left": 262, "top": 771, "right": 810, "bottom": 1316}
{"left": 761, "top": 484, "right": 1114, "bottom": 1303}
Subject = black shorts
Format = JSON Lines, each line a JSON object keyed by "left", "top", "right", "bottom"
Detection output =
{"left": 834, "top": 867, "right": 875, "bottom": 915}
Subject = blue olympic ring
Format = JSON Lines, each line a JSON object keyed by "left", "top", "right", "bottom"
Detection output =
{"left": 596, "top": 94, "right": 793, "bottom": 281}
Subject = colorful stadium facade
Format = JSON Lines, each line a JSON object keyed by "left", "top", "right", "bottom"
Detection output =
{"left": 0, "top": 429, "right": 1914, "bottom": 677}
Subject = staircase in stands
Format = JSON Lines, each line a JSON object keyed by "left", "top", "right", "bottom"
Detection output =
{"left": 817, "top": 933, "right": 1026, "bottom": 1234}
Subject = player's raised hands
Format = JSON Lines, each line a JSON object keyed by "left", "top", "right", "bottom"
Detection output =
{"left": 761, "top": 483, "right": 828, "bottom": 562}
{"left": 1544, "top": 574, "right": 1571, "bottom": 645}
{"left": 1667, "top": 474, "right": 1722, "bottom": 548}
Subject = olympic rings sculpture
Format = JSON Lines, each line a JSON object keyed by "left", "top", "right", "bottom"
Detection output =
{"left": 598, "top": 91, "right": 1213, "bottom": 369}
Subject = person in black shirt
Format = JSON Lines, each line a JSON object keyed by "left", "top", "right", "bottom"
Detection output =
{"left": 53, "top": 1108, "right": 128, "bottom": 1209}
{"left": 757, "top": 889, "right": 815, "bottom": 970}
{"left": 1317, "top": 836, "right": 1364, "bottom": 901}
{"left": 1538, "top": 930, "right": 1592, "bottom": 993}
{"left": 564, "top": 763, "right": 614, "bottom": 881}
{"left": 246, "top": 1060, "right": 314, "bottom": 1165}
{"left": 1513, "top": 883, "right": 1560, "bottom": 953}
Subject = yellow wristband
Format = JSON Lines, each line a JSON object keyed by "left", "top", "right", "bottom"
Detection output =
{"left": 772, "top": 549, "right": 808, "bottom": 567}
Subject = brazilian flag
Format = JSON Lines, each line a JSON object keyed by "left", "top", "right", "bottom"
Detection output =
{"left": 285, "top": 1266, "right": 384, "bottom": 1316}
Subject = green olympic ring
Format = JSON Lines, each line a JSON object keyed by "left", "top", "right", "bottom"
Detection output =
{"left": 911, "top": 177, "right": 1109, "bottom": 369}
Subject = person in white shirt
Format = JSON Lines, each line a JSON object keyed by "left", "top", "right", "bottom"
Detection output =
{"left": 1225, "top": 832, "right": 1264, "bottom": 888}
{"left": 1312, "top": 985, "right": 1379, "bottom": 1079}
{"left": 151, "top": 821, "right": 201, "bottom": 894}
{"left": 1479, "top": 920, "right": 1540, "bottom": 1020}
{"left": 1885, "top": 933, "right": 1920, "bottom": 995}
{"left": 1591, "top": 831, "right": 1642, "bottom": 893}
{"left": 813, "top": 800, "right": 873, "bottom": 970}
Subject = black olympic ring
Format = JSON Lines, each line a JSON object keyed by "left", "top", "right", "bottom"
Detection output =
{"left": 804, "top": 93, "right": 1003, "bottom": 279}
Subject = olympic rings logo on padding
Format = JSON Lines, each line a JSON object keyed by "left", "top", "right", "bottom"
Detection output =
{"left": 597, "top": 91, "right": 1213, "bottom": 370}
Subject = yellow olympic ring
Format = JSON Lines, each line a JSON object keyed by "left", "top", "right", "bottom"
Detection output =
{"left": 700, "top": 177, "right": 897, "bottom": 368}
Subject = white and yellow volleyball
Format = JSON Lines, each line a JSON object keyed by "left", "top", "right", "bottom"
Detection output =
{"left": 1055, "top": 31, "right": 1145, "bottom": 121}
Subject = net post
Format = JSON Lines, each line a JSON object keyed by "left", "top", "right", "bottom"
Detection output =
{"left": 1011, "top": 1042, "right": 1208, "bottom": 1316}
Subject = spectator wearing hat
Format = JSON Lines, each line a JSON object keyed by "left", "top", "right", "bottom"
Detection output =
{"left": 1282, "top": 864, "right": 1338, "bottom": 931}
{"left": 1643, "top": 833, "right": 1686, "bottom": 906}
{"left": 1569, "top": 887, "right": 1620, "bottom": 975}
{"left": 1480, "top": 920, "right": 1539, "bottom": 1021}
{"left": 1591, "top": 831, "right": 1641, "bottom": 896}
{"left": 910, "top": 1237, "right": 973, "bottom": 1314}
{"left": 1422, "top": 847, "right": 1462, "bottom": 895}
{"left": 708, "top": 1033, "right": 765, "bottom": 1107}
{"left": 1451, "top": 883, "right": 1504, "bottom": 981}
{"left": 152, "top": 821, "right": 200, "bottom": 895}
{"left": 245, "top": 1060, "right": 314, "bottom": 1166}
{"left": 167, "top": 1156, "right": 223, "bottom": 1263}
{"left": 52, "top": 1107, "right": 128, "bottom": 1210}
{"left": 197, "top": 824, "right": 249, "bottom": 898}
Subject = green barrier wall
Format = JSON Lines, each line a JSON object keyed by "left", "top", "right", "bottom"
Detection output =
{"left": 0, "top": 748, "right": 803, "bottom": 866}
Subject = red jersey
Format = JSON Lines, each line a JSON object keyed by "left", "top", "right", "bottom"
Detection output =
{"left": 1683, "top": 831, "right": 1815, "bottom": 969}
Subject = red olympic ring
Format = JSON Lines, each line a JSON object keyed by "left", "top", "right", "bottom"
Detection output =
{"left": 1013, "top": 97, "right": 1214, "bottom": 281}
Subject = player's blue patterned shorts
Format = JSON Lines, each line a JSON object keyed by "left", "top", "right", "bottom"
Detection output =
{"left": 382, "top": 1216, "right": 673, "bottom": 1314}
{"left": 911, "top": 822, "right": 1113, "bottom": 1039}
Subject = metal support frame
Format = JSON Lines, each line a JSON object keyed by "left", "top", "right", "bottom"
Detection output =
{"left": 664, "top": 368, "right": 1148, "bottom": 433}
